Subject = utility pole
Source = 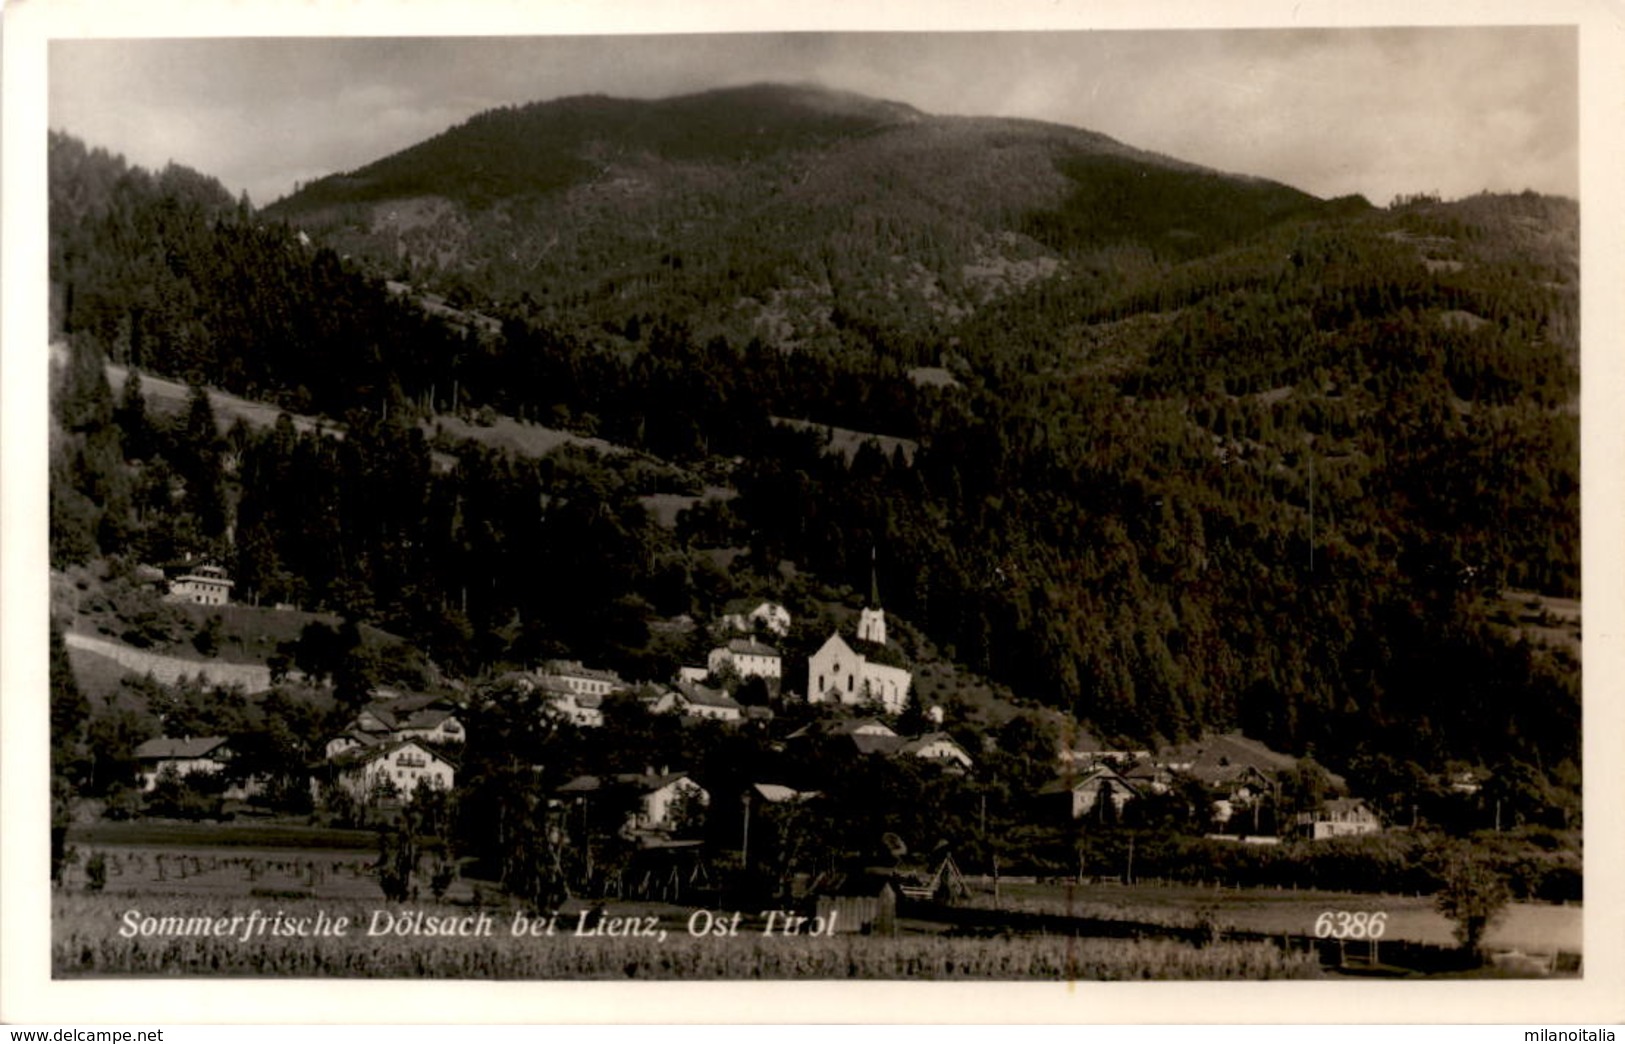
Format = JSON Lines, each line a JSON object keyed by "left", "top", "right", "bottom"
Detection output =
{"left": 1126, "top": 834, "right": 1135, "bottom": 886}
{"left": 740, "top": 790, "right": 752, "bottom": 872}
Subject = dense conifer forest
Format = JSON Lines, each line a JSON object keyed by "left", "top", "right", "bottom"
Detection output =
{"left": 46, "top": 83, "right": 1580, "bottom": 824}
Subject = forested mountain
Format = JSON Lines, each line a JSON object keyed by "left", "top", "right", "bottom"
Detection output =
{"left": 265, "top": 83, "right": 1336, "bottom": 356}
{"left": 47, "top": 83, "right": 1579, "bottom": 804}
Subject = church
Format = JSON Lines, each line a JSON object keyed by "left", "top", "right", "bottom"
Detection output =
{"left": 805, "top": 561, "right": 912, "bottom": 716}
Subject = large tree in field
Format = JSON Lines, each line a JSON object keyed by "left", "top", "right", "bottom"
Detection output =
{"left": 1434, "top": 844, "right": 1512, "bottom": 961}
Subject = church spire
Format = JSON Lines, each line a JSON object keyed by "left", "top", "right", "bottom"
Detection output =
{"left": 858, "top": 546, "right": 887, "bottom": 646}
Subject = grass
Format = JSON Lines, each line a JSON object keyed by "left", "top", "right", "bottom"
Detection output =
{"left": 972, "top": 880, "right": 1582, "bottom": 955}
{"left": 66, "top": 646, "right": 136, "bottom": 704}
{"left": 431, "top": 412, "right": 625, "bottom": 460}
{"left": 1488, "top": 588, "right": 1581, "bottom": 659}
{"left": 771, "top": 417, "right": 918, "bottom": 466}
{"left": 67, "top": 820, "right": 378, "bottom": 852}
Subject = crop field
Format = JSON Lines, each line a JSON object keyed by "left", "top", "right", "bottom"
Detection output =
{"left": 69, "top": 820, "right": 377, "bottom": 851}
{"left": 973, "top": 881, "right": 1581, "bottom": 955}
{"left": 53, "top": 894, "right": 1320, "bottom": 980}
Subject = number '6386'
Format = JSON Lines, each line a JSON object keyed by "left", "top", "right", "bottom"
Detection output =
{"left": 1313, "top": 911, "right": 1388, "bottom": 939}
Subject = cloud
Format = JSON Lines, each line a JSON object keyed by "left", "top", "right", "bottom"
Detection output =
{"left": 48, "top": 28, "right": 1576, "bottom": 207}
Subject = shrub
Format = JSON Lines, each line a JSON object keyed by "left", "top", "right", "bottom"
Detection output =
{"left": 84, "top": 852, "right": 107, "bottom": 893}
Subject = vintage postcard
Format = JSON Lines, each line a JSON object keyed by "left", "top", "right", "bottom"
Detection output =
{"left": 2, "top": 0, "right": 1621, "bottom": 1025}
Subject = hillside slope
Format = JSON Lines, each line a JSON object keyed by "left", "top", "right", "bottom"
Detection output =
{"left": 267, "top": 83, "right": 1335, "bottom": 353}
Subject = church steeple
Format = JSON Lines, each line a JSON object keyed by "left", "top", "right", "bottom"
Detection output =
{"left": 858, "top": 546, "right": 887, "bottom": 646}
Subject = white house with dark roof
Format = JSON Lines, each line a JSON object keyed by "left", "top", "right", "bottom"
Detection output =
{"left": 536, "top": 677, "right": 606, "bottom": 727}
{"left": 648, "top": 682, "right": 743, "bottom": 723}
{"left": 719, "top": 600, "right": 792, "bottom": 638}
{"left": 1039, "top": 764, "right": 1142, "bottom": 822}
{"left": 1296, "top": 797, "right": 1382, "bottom": 840}
{"left": 538, "top": 660, "right": 626, "bottom": 699}
{"left": 899, "top": 732, "right": 975, "bottom": 770}
{"left": 707, "top": 637, "right": 782, "bottom": 681}
{"left": 329, "top": 694, "right": 466, "bottom": 757}
{"left": 133, "top": 736, "right": 234, "bottom": 791}
{"left": 164, "top": 562, "right": 233, "bottom": 606}
{"left": 557, "top": 770, "right": 710, "bottom": 838}
{"left": 323, "top": 739, "right": 456, "bottom": 803}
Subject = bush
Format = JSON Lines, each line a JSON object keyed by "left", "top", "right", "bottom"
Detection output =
{"left": 85, "top": 852, "right": 107, "bottom": 893}
{"left": 1434, "top": 845, "right": 1512, "bottom": 960}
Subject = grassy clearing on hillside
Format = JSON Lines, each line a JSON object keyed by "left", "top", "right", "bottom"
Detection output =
{"left": 106, "top": 363, "right": 335, "bottom": 437}
{"left": 66, "top": 647, "right": 136, "bottom": 704}
{"left": 430, "top": 412, "right": 624, "bottom": 460}
{"left": 1488, "top": 589, "right": 1580, "bottom": 659}
{"left": 771, "top": 417, "right": 918, "bottom": 465}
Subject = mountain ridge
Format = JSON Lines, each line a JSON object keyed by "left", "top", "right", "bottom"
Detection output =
{"left": 265, "top": 82, "right": 1337, "bottom": 352}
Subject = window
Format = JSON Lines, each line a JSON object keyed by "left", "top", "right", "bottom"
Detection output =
{"left": 847, "top": 675, "right": 854, "bottom": 692}
{"left": 818, "top": 674, "right": 824, "bottom": 692}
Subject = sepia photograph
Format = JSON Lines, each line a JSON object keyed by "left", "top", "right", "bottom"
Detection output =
{"left": 3, "top": 0, "right": 1621, "bottom": 1026}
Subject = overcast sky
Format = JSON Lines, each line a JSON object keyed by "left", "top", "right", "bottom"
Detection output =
{"left": 49, "top": 28, "right": 1576, "bottom": 209}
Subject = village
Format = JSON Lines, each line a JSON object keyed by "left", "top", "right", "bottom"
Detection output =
{"left": 111, "top": 552, "right": 1413, "bottom": 919}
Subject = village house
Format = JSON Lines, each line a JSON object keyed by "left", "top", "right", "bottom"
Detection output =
{"left": 133, "top": 736, "right": 234, "bottom": 791}
{"left": 537, "top": 677, "right": 606, "bottom": 727}
{"left": 325, "top": 693, "right": 465, "bottom": 759}
{"left": 1038, "top": 764, "right": 1142, "bottom": 823}
{"left": 785, "top": 718, "right": 969, "bottom": 768}
{"left": 785, "top": 717, "right": 900, "bottom": 754}
{"left": 163, "top": 561, "right": 233, "bottom": 607}
{"left": 320, "top": 739, "right": 456, "bottom": 804}
{"left": 719, "top": 599, "right": 792, "bottom": 638}
{"left": 1297, "top": 797, "right": 1382, "bottom": 840}
{"left": 708, "top": 637, "right": 783, "bottom": 682}
{"left": 898, "top": 732, "right": 975, "bottom": 771}
{"left": 537, "top": 660, "right": 627, "bottom": 699}
{"left": 557, "top": 769, "right": 711, "bottom": 839}
{"left": 647, "top": 682, "right": 743, "bottom": 723}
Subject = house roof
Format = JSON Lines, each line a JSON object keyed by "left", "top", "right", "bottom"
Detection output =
{"left": 809, "top": 870, "right": 897, "bottom": 898}
{"left": 673, "top": 682, "right": 740, "bottom": 710}
{"left": 330, "top": 738, "right": 458, "bottom": 771}
{"left": 557, "top": 770, "right": 700, "bottom": 796}
{"left": 850, "top": 733, "right": 906, "bottom": 756}
{"left": 722, "top": 638, "right": 780, "bottom": 657}
{"left": 899, "top": 731, "right": 962, "bottom": 752}
{"left": 540, "top": 660, "right": 625, "bottom": 685}
{"left": 1159, "top": 732, "right": 1323, "bottom": 786}
{"left": 787, "top": 717, "right": 897, "bottom": 741}
{"left": 134, "top": 736, "right": 230, "bottom": 760}
{"left": 355, "top": 693, "right": 460, "bottom": 732}
{"left": 399, "top": 707, "right": 457, "bottom": 730}
{"left": 1037, "top": 764, "right": 1139, "bottom": 796}
{"left": 751, "top": 782, "right": 819, "bottom": 803}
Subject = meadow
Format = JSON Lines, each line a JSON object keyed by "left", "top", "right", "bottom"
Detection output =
{"left": 53, "top": 893, "right": 1320, "bottom": 980}
{"left": 971, "top": 880, "right": 1582, "bottom": 955}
